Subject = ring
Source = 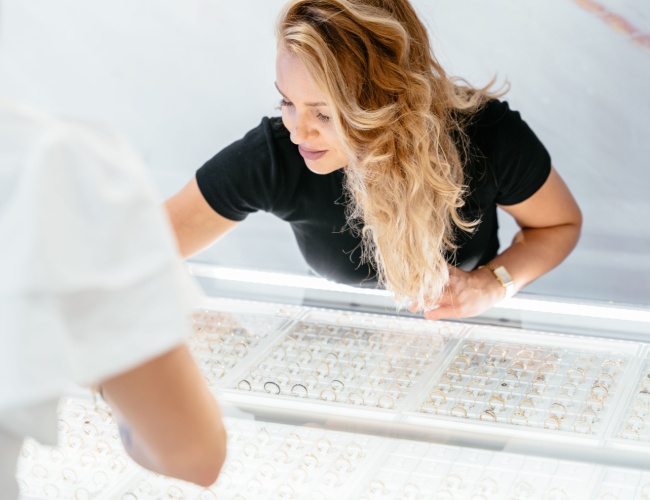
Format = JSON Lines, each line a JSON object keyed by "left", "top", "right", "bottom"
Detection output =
{"left": 573, "top": 418, "right": 592, "bottom": 434}
{"left": 281, "top": 337, "right": 297, "bottom": 350}
{"left": 237, "top": 380, "right": 252, "bottom": 391}
{"left": 516, "top": 349, "right": 535, "bottom": 360}
{"left": 549, "top": 402, "right": 567, "bottom": 420}
{"left": 596, "top": 372, "right": 615, "bottom": 386}
{"left": 351, "top": 355, "right": 366, "bottom": 371}
{"left": 369, "top": 480, "right": 386, "bottom": 494}
{"left": 508, "top": 360, "right": 527, "bottom": 374}
{"left": 345, "top": 442, "right": 364, "bottom": 461}
{"left": 518, "top": 398, "right": 535, "bottom": 414}
{"left": 480, "top": 409, "right": 497, "bottom": 422}
{"left": 445, "top": 367, "right": 463, "bottom": 383}
{"left": 272, "top": 346, "right": 287, "bottom": 360}
{"left": 488, "top": 395, "right": 506, "bottom": 412}
{"left": 438, "top": 377, "right": 455, "bottom": 394}
{"left": 316, "top": 438, "right": 332, "bottom": 454}
{"left": 233, "top": 341, "right": 248, "bottom": 358}
{"left": 210, "top": 360, "right": 226, "bottom": 379}
{"left": 503, "top": 372, "right": 521, "bottom": 388}
{"left": 315, "top": 361, "right": 330, "bottom": 377}
{"left": 537, "top": 363, "right": 557, "bottom": 374}
{"left": 302, "top": 453, "right": 320, "bottom": 468}
{"left": 462, "top": 342, "right": 480, "bottom": 356}
{"left": 331, "top": 379, "right": 345, "bottom": 392}
{"left": 297, "top": 349, "right": 312, "bottom": 364}
{"left": 276, "top": 371, "right": 291, "bottom": 386}
{"left": 396, "top": 371, "right": 412, "bottom": 388}
{"left": 284, "top": 432, "right": 302, "bottom": 450}
{"left": 450, "top": 405, "right": 468, "bottom": 418}
{"left": 567, "top": 367, "right": 586, "bottom": 384}
{"left": 429, "top": 389, "right": 447, "bottom": 405}
{"left": 348, "top": 392, "right": 365, "bottom": 405}
{"left": 560, "top": 382, "right": 577, "bottom": 397}
{"left": 377, "top": 394, "right": 395, "bottom": 409}
{"left": 323, "top": 352, "right": 338, "bottom": 364}
{"left": 287, "top": 362, "right": 301, "bottom": 375}
{"left": 453, "top": 354, "right": 471, "bottom": 370}
{"left": 544, "top": 352, "right": 561, "bottom": 364}
{"left": 272, "top": 449, "right": 289, "bottom": 464}
{"left": 303, "top": 374, "right": 319, "bottom": 389}
{"left": 625, "top": 415, "right": 644, "bottom": 431}
{"left": 249, "top": 366, "right": 263, "bottom": 382}
{"left": 291, "top": 383, "right": 308, "bottom": 398}
{"left": 256, "top": 428, "right": 271, "bottom": 446}
{"left": 264, "top": 381, "right": 281, "bottom": 395}
{"left": 580, "top": 407, "right": 597, "bottom": 423}
{"left": 488, "top": 347, "right": 507, "bottom": 363}
{"left": 378, "top": 358, "right": 393, "bottom": 374}
{"left": 621, "top": 425, "right": 640, "bottom": 440}
{"left": 243, "top": 442, "right": 259, "bottom": 458}
{"left": 590, "top": 383, "right": 609, "bottom": 402}
{"left": 481, "top": 361, "right": 498, "bottom": 375}
{"left": 544, "top": 415, "right": 561, "bottom": 430}
{"left": 465, "top": 381, "right": 484, "bottom": 398}
{"left": 334, "top": 456, "right": 352, "bottom": 473}
{"left": 509, "top": 411, "right": 528, "bottom": 426}
{"left": 320, "top": 388, "right": 337, "bottom": 402}
{"left": 585, "top": 396, "right": 604, "bottom": 413}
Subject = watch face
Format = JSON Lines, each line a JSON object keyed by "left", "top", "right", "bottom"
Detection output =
{"left": 493, "top": 266, "right": 513, "bottom": 285}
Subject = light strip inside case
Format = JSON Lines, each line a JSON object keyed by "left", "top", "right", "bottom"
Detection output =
{"left": 188, "top": 264, "right": 650, "bottom": 324}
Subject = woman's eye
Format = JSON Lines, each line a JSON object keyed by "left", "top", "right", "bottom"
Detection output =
{"left": 279, "top": 99, "right": 293, "bottom": 107}
{"left": 317, "top": 112, "right": 330, "bottom": 123}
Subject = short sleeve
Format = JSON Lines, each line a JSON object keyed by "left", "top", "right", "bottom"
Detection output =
{"left": 489, "top": 102, "right": 552, "bottom": 206}
{"left": 0, "top": 116, "right": 197, "bottom": 412}
{"left": 196, "top": 118, "right": 282, "bottom": 221}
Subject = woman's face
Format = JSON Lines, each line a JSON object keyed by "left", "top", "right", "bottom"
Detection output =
{"left": 275, "top": 47, "right": 349, "bottom": 175}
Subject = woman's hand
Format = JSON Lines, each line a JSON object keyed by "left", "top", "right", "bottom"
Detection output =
{"left": 409, "top": 265, "right": 505, "bottom": 320}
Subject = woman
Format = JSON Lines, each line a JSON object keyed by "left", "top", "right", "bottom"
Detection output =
{"left": 166, "top": 0, "right": 582, "bottom": 320}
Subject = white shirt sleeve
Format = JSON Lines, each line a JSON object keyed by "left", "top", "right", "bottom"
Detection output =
{"left": 0, "top": 112, "right": 198, "bottom": 426}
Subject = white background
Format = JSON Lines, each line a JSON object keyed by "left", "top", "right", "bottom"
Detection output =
{"left": 1, "top": 0, "right": 649, "bottom": 306}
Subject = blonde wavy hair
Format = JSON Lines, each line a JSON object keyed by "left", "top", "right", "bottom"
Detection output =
{"left": 278, "top": 0, "right": 501, "bottom": 309}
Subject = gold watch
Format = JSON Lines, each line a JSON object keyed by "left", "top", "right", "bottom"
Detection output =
{"left": 484, "top": 263, "right": 516, "bottom": 299}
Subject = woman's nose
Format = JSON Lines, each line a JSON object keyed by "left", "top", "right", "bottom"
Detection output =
{"left": 290, "top": 115, "right": 313, "bottom": 144}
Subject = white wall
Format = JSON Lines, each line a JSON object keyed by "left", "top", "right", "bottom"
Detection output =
{"left": 1, "top": 0, "right": 649, "bottom": 305}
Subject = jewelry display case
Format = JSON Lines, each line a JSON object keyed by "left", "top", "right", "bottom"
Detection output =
{"left": 16, "top": 265, "right": 650, "bottom": 499}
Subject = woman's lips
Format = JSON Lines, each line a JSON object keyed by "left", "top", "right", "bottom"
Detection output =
{"left": 298, "top": 145, "right": 327, "bottom": 161}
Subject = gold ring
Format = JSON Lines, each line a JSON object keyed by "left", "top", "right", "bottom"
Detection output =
{"left": 544, "top": 415, "right": 561, "bottom": 430}
{"left": 450, "top": 405, "right": 468, "bottom": 418}
{"left": 549, "top": 402, "right": 567, "bottom": 420}
{"left": 237, "top": 379, "right": 252, "bottom": 391}
{"left": 567, "top": 367, "right": 586, "bottom": 384}
{"left": 453, "top": 354, "right": 471, "bottom": 370}
{"left": 625, "top": 415, "right": 644, "bottom": 431}
{"left": 537, "top": 363, "right": 557, "bottom": 374}
{"left": 573, "top": 417, "right": 592, "bottom": 434}
{"left": 315, "top": 361, "right": 330, "bottom": 377}
{"left": 429, "top": 389, "right": 447, "bottom": 405}
{"left": 480, "top": 409, "right": 497, "bottom": 422}
{"left": 489, "top": 395, "right": 506, "bottom": 412}
{"left": 320, "top": 388, "right": 337, "bottom": 402}
{"left": 509, "top": 411, "right": 528, "bottom": 426}
{"left": 519, "top": 398, "right": 535, "bottom": 413}
{"left": 488, "top": 347, "right": 507, "bottom": 363}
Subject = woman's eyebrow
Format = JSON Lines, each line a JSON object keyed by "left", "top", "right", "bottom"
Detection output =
{"left": 274, "top": 82, "right": 328, "bottom": 107}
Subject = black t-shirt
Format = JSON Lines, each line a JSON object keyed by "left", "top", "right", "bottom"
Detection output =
{"left": 196, "top": 100, "right": 551, "bottom": 287}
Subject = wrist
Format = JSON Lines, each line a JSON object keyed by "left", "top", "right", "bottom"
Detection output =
{"left": 479, "top": 263, "right": 516, "bottom": 301}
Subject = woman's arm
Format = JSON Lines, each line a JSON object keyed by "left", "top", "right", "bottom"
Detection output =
{"left": 100, "top": 344, "right": 227, "bottom": 487}
{"left": 421, "top": 166, "right": 582, "bottom": 320}
{"left": 164, "top": 177, "right": 240, "bottom": 258}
